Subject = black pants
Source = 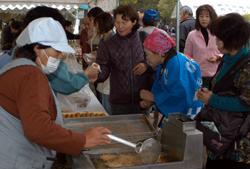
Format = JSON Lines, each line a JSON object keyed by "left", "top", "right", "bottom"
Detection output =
{"left": 206, "top": 158, "right": 250, "bottom": 169}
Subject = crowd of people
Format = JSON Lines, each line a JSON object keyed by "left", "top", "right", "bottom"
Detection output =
{"left": 0, "top": 3, "right": 249, "bottom": 169}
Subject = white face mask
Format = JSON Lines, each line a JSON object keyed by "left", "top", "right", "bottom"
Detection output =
{"left": 40, "top": 50, "right": 61, "bottom": 74}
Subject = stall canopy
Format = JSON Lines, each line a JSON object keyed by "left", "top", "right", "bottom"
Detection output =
{"left": 0, "top": 0, "right": 92, "bottom": 10}
{"left": 0, "top": 0, "right": 118, "bottom": 14}
{"left": 172, "top": 0, "right": 250, "bottom": 18}
{"left": 0, "top": 0, "right": 118, "bottom": 33}
{"left": 180, "top": 0, "right": 250, "bottom": 16}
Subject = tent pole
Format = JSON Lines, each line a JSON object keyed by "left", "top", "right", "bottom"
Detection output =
{"left": 176, "top": 0, "right": 180, "bottom": 51}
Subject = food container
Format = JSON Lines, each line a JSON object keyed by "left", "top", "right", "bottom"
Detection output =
{"left": 62, "top": 112, "right": 106, "bottom": 118}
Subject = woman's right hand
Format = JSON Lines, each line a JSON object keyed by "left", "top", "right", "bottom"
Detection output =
{"left": 140, "top": 89, "right": 154, "bottom": 102}
{"left": 84, "top": 127, "right": 111, "bottom": 148}
{"left": 197, "top": 88, "right": 213, "bottom": 105}
{"left": 207, "top": 56, "right": 220, "bottom": 63}
{"left": 84, "top": 53, "right": 96, "bottom": 64}
{"left": 140, "top": 100, "right": 153, "bottom": 108}
{"left": 84, "top": 65, "right": 99, "bottom": 83}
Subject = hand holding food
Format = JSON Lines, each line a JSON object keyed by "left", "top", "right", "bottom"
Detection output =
{"left": 140, "top": 100, "right": 153, "bottom": 108}
{"left": 197, "top": 88, "right": 213, "bottom": 105}
{"left": 207, "top": 56, "right": 219, "bottom": 63}
{"left": 84, "top": 63, "right": 100, "bottom": 82}
{"left": 91, "top": 62, "right": 101, "bottom": 72}
{"left": 140, "top": 89, "right": 154, "bottom": 102}
{"left": 84, "top": 53, "right": 96, "bottom": 64}
{"left": 133, "top": 63, "right": 147, "bottom": 75}
{"left": 84, "top": 66, "right": 99, "bottom": 83}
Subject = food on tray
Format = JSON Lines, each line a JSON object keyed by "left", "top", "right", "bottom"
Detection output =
{"left": 62, "top": 112, "right": 106, "bottom": 118}
{"left": 98, "top": 153, "right": 141, "bottom": 168}
{"left": 93, "top": 152, "right": 167, "bottom": 168}
{"left": 100, "top": 154, "right": 117, "bottom": 161}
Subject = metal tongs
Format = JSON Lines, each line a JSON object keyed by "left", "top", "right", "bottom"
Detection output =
{"left": 107, "top": 134, "right": 161, "bottom": 164}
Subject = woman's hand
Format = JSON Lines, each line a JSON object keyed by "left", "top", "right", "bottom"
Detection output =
{"left": 84, "top": 52, "right": 96, "bottom": 64}
{"left": 197, "top": 88, "right": 213, "bottom": 105}
{"left": 207, "top": 56, "right": 221, "bottom": 63}
{"left": 133, "top": 63, "right": 147, "bottom": 75}
{"left": 84, "top": 127, "right": 111, "bottom": 148}
{"left": 140, "top": 89, "right": 154, "bottom": 102}
{"left": 140, "top": 100, "right": 153, "bottom": 108}
{"left": 84, "top": 64, "right": 100, "bottom": 83}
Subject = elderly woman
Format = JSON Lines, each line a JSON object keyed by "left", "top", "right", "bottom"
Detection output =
{"left": 196, "top": 13, "right": 250, "bottom": 168}
{"left": 96, "top": 5, "right": 150, "bottom": 115}
{"left": 0, "top": 18, "right": 110, "bottom": 169}
{"left": 140, "top": 28, "right": 203, "bottom": 121}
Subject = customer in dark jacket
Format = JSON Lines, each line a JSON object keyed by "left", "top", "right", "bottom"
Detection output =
{"left": 96, "top": 5, "right": 148, "bottom": 115}
{"left": 179, "top": 5, "right": 195, "bottom": 52}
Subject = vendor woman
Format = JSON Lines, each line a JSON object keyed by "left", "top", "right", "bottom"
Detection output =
{"left": 0, "top": 17, "right": 111, "bottom": 169}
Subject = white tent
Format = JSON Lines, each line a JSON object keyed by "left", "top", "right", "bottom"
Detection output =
{"left": 172, "top": 0, "right": 250, "bottom": 18}
{"left": 0, "top": 0, "right": 90, "bottom": 23}
{"left": 0, "top": 0, "right": 118, "bottom": 11}
{"left": 0, "top": 0, "right": 118, "bottom": 34}
{"left": 0, "top": 0, "right": 89, "bottom": 11}
{"left": 180, "top": 0, "right": 250, "bottom": 16}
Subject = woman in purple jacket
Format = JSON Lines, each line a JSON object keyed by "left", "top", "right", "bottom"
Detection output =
{"left": 96, "top": 5, "right": 149, "bottom": 115}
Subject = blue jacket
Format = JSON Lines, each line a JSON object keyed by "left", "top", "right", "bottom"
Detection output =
{"left": 0, "top": 50, "right": 13, "bottom": 69}
{"left": 152, "top": 52, "right": 203, "bottom": 118}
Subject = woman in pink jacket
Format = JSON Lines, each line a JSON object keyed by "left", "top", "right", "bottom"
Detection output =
{"left": 184, "top": 4, "right": 221, "bottom": 87}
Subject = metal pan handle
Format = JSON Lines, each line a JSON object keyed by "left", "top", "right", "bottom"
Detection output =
{"left": 107, "top": 134, "right": 137, "bottom": 148}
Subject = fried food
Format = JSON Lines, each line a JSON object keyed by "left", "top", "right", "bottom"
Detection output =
{"left": 98, "top": 153, "right": 141, "bottom": 168}
{"left": 62, "top": 112, "right": 106, "bottom": 118}
{"left": 100, "top": 154, "right": 117, "bottom": 161}
{"left": 93, "top": 152, "right": 168, "bottom": 168}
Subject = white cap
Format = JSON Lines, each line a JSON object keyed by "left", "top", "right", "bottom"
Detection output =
{"left": 16, "top": 17, "right": 75, "bottom": 53}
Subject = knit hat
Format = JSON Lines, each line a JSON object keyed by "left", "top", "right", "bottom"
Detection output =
{"left": 143, "top": 9, "right": 160, "bottom": 23}
{"left": 143, "top": 28, "right": 176, "bottom": 56}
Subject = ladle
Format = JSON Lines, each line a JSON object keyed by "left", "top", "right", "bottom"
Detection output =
{"left": 107, "top": 134, "right": 161, "bottom": 164}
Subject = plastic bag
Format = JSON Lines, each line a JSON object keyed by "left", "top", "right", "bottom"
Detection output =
{"left": 83, "top": 52, "right": 96, "bottom": 65}
{"left": 57, "top": 84, "right": 91, "bottom": 112}
{"left": 63, "top": 53, "right": 83, "bottom": 73}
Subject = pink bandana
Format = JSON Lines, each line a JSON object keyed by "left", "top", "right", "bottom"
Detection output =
{"left": 143, "top": 28, "right": 176, "bottom": 56}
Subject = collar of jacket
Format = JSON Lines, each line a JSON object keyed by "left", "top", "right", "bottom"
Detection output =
{"left": 181, "top": 17, "right": 195, "bottom": 23}
{"left": 116, "top": 30, "right": 137, "bottom": 39}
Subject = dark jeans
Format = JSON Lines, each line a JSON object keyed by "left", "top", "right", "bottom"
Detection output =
{"left": 110, "top": 103, "right": 142, "bottom": 115}
{"left": 206, "top": 158, "right": 250, "bottom": 169}
{"left": 96, "top": 91, "right": 111, "bottom": 115}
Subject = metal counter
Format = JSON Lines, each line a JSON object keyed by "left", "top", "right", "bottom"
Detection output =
{"left": 65, "top": 114, "right": 203, "bottom": 169}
